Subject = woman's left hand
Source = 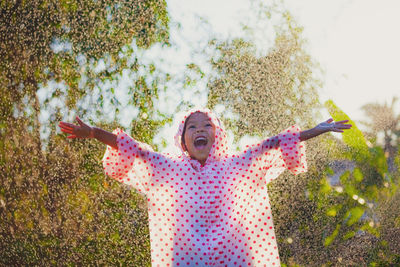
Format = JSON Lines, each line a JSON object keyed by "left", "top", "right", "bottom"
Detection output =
{"left": 316, "top": 118, "right": 352, "bottom": 133}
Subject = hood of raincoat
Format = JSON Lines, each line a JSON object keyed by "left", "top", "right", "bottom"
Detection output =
{"left": 174, "top": 108, "right": 228, "bottom": 166}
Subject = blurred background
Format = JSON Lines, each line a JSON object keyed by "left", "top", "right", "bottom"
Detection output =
{"left": 1, "top": 0, "right": 399, "bottom": 265}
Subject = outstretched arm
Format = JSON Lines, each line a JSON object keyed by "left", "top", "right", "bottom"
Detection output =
{"left": 299, "top": 118, "right": 352, "bottom": 141}
{"left": 58, "top": 116, "right": 118, "bottom": 149}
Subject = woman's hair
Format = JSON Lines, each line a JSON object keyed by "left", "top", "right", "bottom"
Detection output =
{"left": 181, "top": 129, "right": 186, "bottom": 150}
{"left": 181, "top": 115, "right": 191, "bottom": 150}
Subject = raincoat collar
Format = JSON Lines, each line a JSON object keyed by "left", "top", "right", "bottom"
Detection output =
{"left": 174, "top": 108, "right": 228, "bottom": 170}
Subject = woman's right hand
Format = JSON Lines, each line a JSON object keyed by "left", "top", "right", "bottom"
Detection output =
{"left": 58, "top": 116, "right": 93, "bottom": 139}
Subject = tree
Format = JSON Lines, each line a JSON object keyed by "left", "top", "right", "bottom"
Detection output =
{"left": 0, "top": 0, "right": 169, "bottom": 120}
{"left": 0, "top": 1, "right": 170, "bottom": 265}
{"left": 206, "top": 5, "right": 400, "bottom": 265}
{"left": 207, "top": 11, "right": 321, "bottom": 139}
{"left": 361, "top": 97, "right": 400, "bottom": 173}
{"left": 315, "top": 100, "right": 400, "bottom": 266}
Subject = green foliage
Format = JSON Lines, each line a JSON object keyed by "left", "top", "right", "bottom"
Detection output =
{"left": 346, "top": 207, "right": 365, "bottom": 226}
{"left": 0, "top": 0, "right": 170, "bottom": 265}
{"left": 0, "top": 0, "right": 169, "bottom": 122}
{"left": 300, "top": 100, "right": 400, "bottom": 265}
{"left": 325, "top": 100, "right": 370, "bottom": 161}
{"left": 324, "top": 223, "right": 340, "bottom": 246}
{"left": 221, "top": 65, "right": 399, "bottom": 265}
{"left": 1, "top": 0, "right": 399, "bottom": 265}
{"left": 207, "top": 12, "right": 320, "bottom": 139}
{"left": 204, "top": 4, "right": 396, "bottom": 265}
{"left": 0, "top": 123, "right": 153, "bottom": 265}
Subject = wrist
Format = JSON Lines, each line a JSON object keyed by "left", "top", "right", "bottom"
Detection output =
{"left": 315, "top": 124, "right": 329, "bottom": 135}
{"left": 90, "top": 127, "right": 95, "bottom": 138}
{"left": 316, "top": 125, "right": 328, "bottom": 134}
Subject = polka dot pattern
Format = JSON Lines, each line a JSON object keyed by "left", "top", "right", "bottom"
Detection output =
{"left": 102, "top": 110, "right": 307, "bottom": 267}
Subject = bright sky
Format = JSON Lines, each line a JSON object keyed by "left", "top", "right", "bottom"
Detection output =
{"left": 166, "top": 0, "right": 400, "bottom": 123}
{"left": 285, "top": 0, "right": 400, "bottom": 122}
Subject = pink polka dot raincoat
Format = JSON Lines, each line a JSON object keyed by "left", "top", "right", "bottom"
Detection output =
{"left": 102, "top": 109, "right": 307, "bottom": 266}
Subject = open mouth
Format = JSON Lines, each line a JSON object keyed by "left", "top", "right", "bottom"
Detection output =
{"left": 194, "top": 136, "right": 208, "bottom": 149}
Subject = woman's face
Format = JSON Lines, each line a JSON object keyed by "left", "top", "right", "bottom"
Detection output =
{"left": 183, "top": 112, "right": 215, "bottom": 166}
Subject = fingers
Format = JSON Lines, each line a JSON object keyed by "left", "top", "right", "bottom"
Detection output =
{"left": 333, "top": 125, "right": 352, "bottom": 131}
{"left": 321, "top": 118, "right": 352, "bottom": 133}
{"left": 334, "top": 122, "right": 352, "bottom": 127}
{"left": 326, "top": 118, "right": 352, "bottom": 129}
{"left": 335, "top": 120, "right": 350, "bottom": 124}
{"left": 58, "top": 122, "right": 73, "bottom": 130}
{"left": 76, "top": 116, "right": 85, "bottom": 126}
{"left": 58, "top": 120, "right": 85, "bottom": 139}
{"left": 60, "top": 127, "right": 74, "bottom": 134}
{"left": 326, "top": 119, "right": 350, "bottom": 125}
{"left": 337, "top": 124, "right": 352, "bottom": 129}
{"left": 58, "top": 121, "right": 75, "bottom": 129}
{"left": 59, "top": 127, "right": 73, "bottom": 133}
{"left": 58, "top": 123, "right": 75, "bottom": 134}
{"left": 330, "top": 123, "right": 352, "bottom": 133}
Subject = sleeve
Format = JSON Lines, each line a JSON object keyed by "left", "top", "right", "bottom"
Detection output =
{"left": 102, "top": 128, "right": 160, "bottom": 194}
{"left": 241, "top": 125, "right": 307, "bottom": 185}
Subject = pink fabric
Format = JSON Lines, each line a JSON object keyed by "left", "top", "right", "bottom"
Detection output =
{"left": 102, "top": 109, "right": 307, "bottom": 267}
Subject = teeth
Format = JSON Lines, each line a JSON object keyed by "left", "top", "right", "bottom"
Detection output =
{"left": 194, "top": 136, "right": 207, "bottom": 148}
{"left": 195, "top": 136, "right": 206, "bottom": 141}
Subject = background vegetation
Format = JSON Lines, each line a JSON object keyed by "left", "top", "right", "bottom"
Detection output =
{"left": 0, "top": 0, "right": 399, "bottom": 266}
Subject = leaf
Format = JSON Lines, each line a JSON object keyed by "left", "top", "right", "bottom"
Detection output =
{"left": 324, "top": 224, "right": 341, "bottom": 246}
{"left": 340, "top": 170, "right": 351, "bottom": 184}
{"left": 320, "top": 177, "right": 331, "bottom": 195}
{"left": 370, "top": 146, "right": 388, "bottom": 176}
{"left": 360, "top": 222, "right": 380, "bottom": 237}
{"left": 326, "top": 207, "right": 337, "bottom": 217}
{"left": 325, "top": 167, "right": 334, "bottom": 176}
{"left": 353, "top": 168, "right": 363, "bottom": 182}
{"left": 326, "top": 204, "right": 342, "bottom": 217}
{"left": 346, "top": 206, "right": 365, "bottom": 226}
{"left": 324, "top": 100, "right": 370, "bottom": 162}
{"left": 343, "top": 231, "right": 355, "bottom": 240}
